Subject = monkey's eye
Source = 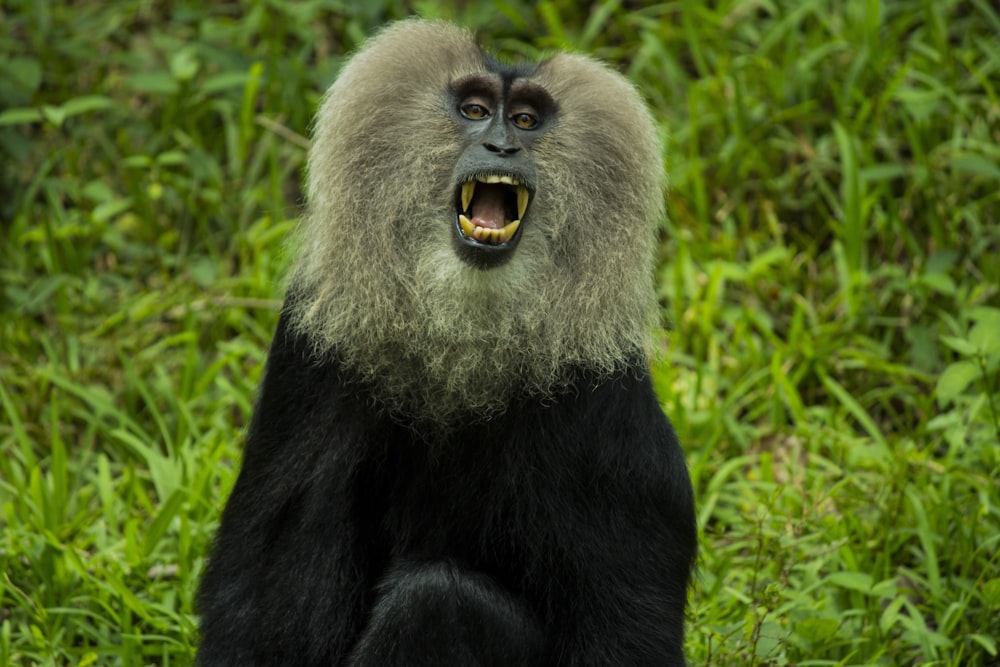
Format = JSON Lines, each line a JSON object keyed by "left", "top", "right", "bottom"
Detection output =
{"left": 511, "top": 113, "right": 539, "bottom": 130}
{"left": 460, "top": 103, "right": 490, "bottom": 120}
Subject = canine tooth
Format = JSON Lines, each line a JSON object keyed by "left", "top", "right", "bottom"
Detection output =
{"left": 461, "top": 181, "right": 475, "bottom": 212}
{"left": 516, "top": 186, "right": 528, "bottom": 220}
{"left": 505, "top": 219, "right": 521, "bottom": 238}
{"left": 459, "top": 214, "right": 475, "bottom": 238}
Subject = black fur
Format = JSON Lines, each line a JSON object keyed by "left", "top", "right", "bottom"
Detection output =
{"left": 196, "top": 309, "right": 696, "bottom": 665}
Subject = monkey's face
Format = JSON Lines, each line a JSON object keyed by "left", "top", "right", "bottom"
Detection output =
{"left": 447, "top": 74, "right": 556, "bottom": 270}
{"left": 291, "top": 20, "right": 664, "bottom": 424}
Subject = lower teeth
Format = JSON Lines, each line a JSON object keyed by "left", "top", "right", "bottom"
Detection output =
{"left": 459, "top": 215, "right": 521, "bottom": 245}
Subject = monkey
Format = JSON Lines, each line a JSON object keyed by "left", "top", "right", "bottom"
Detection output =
{"left": 195, "top": 18, "right": 696, "bottom": 667}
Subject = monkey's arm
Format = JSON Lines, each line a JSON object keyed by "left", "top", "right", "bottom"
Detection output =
{"left": 526, "top": 371, "right": 696, "bottom": 666}
{"left": 196, "top": 312, "right": 387, "bottom": 667}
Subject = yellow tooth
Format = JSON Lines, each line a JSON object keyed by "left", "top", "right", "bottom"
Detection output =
{"left": 504, "top": 219, "right": 521, "bottom": 238}
{"left": 461, "top": 181, "right": 475, "bottom": 213}
{"left": 459, "top": 214, "right": 475, "bottom": 238}
{"left": 462, "top": 217, "right": 521, "bottom": 244}
{"left": 477, "top": 174, "right": 519, "bottom": 186}
{"left": 516, "top": 186, "right": 528, "bottom": 220}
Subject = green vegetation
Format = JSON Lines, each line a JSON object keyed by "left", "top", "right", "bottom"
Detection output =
{"left": 1, "top": 1, "right": 997, "bottom": 665}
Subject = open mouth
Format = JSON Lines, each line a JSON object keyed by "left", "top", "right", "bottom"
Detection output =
{"left": 455, "top": 174, "right": 530, "bottom": 246}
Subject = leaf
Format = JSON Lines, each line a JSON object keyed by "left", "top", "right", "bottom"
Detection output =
{"left": 820, "top": 373, "right": 886, "bottom": 446}
{"left": 896, "top": 87, "right": 943, "bottom": 120}
{"left": 860, "top": 163, "right": 908, "bottom": 182}
{"left": 950, "top": 154, "right": 1000, "bottom": 181}
{"left": 156, "top": 150, "right": 188, "bottom": 167}
{"left": 969, "top": 311, "right": 1000, "bottom": 355}
{"left": 170, "top": 47, "right": 200, "bottom": 82}
{"left": 0, "top": 107, "right": 42, "bottom": 126}
{"left": 143, "top": 490, "right": 185, "bottom": 557}
{"left": 126, "top": 72, "right": 180, "bottom": 95}
{"left": 981, "top": 578, "right": 1000, "bottom": 606}
{"left": 794, "top": 616, "right": 840, "bottom": 642}
{"left": 40, "top": 104, "right": 66, "bottom": 127}
{"left": 936, "top": 361, "right": 981, "bottom": 407}
{"left": 122, "top": 155, "right": 153, "bottom": 169}
{"left": 970, "top": 634, "right": 998, "bottom": 656}
{"left": 92, "top": 198, "right": 133, "bottom": 224}
{"left": 59, "top": 95, "right": 114, "bottom": 118}
{"left": 827, "top": 571, "right": 874, "bottom": 593}
{"left": 833, "top": 121, "right": 863, "bottom": 273}
{"left": 925, "top": 250, "right": 958, "bottom": 273}
{"left": 918, "top": 272, "right": 956, "bottom": 295}
{"left": 189, "top": 255, "right": 217, "bottom": 289}
{"left": 203, "top": 71, "right": 250, "bottom": 94}
{"left": 941, "top": 334, "right": 977, "bottom": 356}
{"left": 3, "top": 56, "right": 42, "bottom": 94}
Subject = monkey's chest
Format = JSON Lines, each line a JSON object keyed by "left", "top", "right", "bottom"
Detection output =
{"left": 375, "top": 440, "right": 540, "bottom": 576}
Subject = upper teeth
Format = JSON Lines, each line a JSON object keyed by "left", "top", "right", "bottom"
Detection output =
{"left": 516, "top": 186, "right": 528, "bottom": 222}
{"left": 461, "top": 181, "right": 475, "bottom": 213}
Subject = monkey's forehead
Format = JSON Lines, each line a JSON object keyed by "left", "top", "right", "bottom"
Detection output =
{"left": 330, "top": 19, "right": 647, "bottom": 115}
{"left": 332, "top": 20, "right": 487, "bottom": 91}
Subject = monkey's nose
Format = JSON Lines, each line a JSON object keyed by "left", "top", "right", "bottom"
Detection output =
{"left": 483, "top": 142, "right": 521, "bottom": 155}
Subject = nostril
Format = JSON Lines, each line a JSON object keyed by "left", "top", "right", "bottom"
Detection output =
{"left": 484, "top": 143, "right": 521, "bottom": 155}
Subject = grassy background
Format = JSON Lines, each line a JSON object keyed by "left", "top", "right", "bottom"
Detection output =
{"left": 1, "top": 0, "right": 999, "bottom": 665}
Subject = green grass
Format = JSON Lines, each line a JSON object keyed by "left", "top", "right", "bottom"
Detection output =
{"left": 1, "top": 0, "right": 998, "bottom": 665}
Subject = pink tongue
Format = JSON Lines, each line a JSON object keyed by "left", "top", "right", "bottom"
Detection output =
{"left": 470, "top": 184, "right": 507, "bottom": 229}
